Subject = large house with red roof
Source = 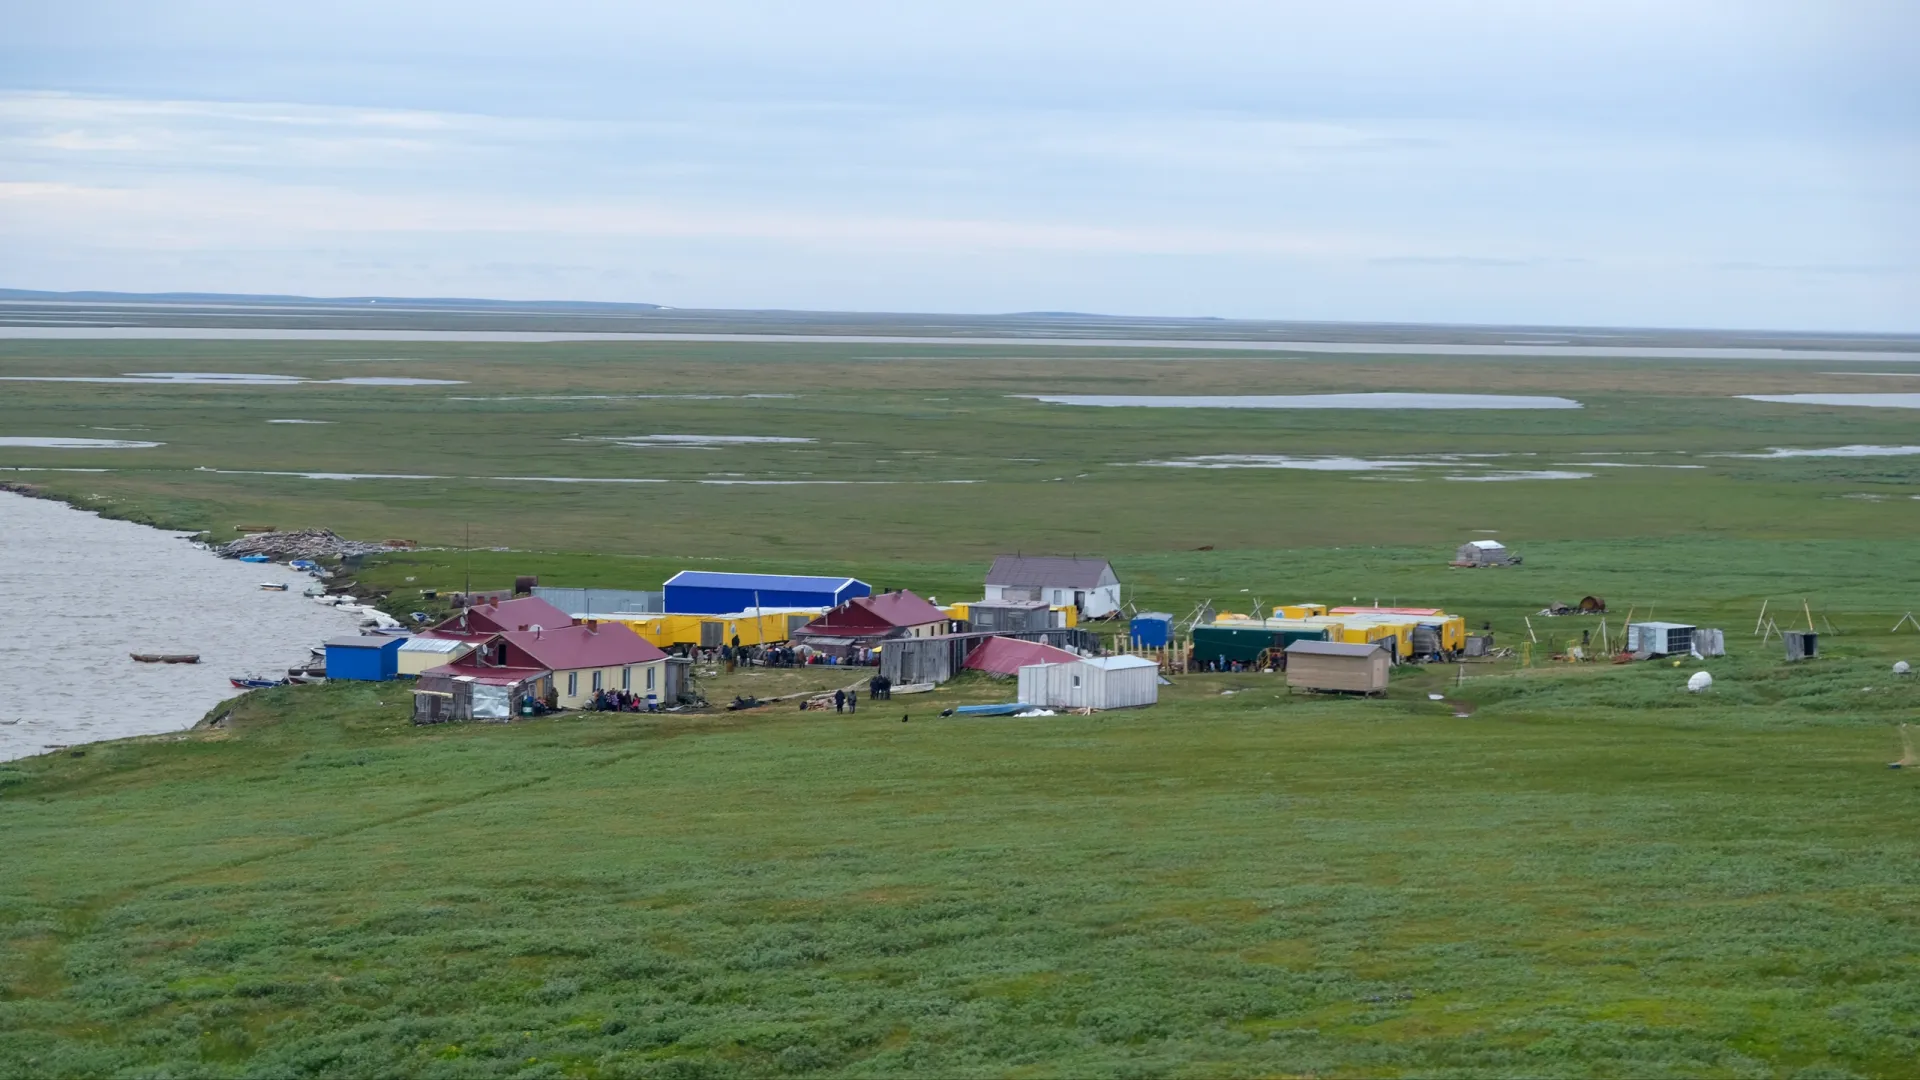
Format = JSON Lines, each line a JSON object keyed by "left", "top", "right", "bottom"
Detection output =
{"left": 791, "top": 589, "right": 957, "bottom": 657}
{"left": 422, "top": 619, "right": 669, "bottom": 711}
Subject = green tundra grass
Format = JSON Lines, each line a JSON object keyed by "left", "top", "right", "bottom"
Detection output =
{"left": 3, "top": 336, "right": 1920, "bottom": 1077}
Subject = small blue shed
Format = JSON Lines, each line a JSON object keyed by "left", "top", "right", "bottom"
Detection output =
{"left": 662, "top": 571, "right": 869, "bottom": 615}
{"left": 325, "top": 636, "right": 403, "bottom": 681}
{"left": 1130, "top": 612, "right": 1174, "bottom": 648}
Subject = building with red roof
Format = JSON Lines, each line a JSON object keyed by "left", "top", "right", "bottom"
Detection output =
{"left": 962, "top": 635, "right": 1084, "bottom": 676}
{"left": 792, "top": 589, "right": 955, "bottom": 656}
{"left": 434, "top": 595, "right": 575, "bottom": 636}
{"left": 428, "top": 620, "right": 669, "bottom": 710}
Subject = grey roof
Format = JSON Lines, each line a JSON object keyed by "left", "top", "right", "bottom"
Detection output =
{"left": 1284, "top": 640, "right": 1385, "bottom": 657}
{"left": 985, "top": 555, "right": 1116, "bottom": 588}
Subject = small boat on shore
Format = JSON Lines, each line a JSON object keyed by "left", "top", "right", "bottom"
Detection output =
{"left": 131, "top": 653, "right": 201, "bottom": 664}
{"left": 238, "top": 554, "right": 272, "bottom": 563}
{"left": 289, "top": 559, "right": 319, "bottom": 572}
{"left": 228, "top": 675, "right": 286, "bottom": 690}
{"left": 259, "top": 582, "right": 289, "bottom": 591}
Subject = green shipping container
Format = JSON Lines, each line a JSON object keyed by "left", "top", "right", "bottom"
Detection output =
{"left": 1192, "top": 625, "right": 1328, "bottom": 663}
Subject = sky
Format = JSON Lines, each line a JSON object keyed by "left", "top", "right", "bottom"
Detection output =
{"left": 0, "top": 1, "right": 1915, "bottom": 330}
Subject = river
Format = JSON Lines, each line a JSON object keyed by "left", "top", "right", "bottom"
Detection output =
{"left": 0, "top": 492, "right": 367, "bottom": 762}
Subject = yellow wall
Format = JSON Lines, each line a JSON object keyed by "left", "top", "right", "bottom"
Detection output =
{"left": 613, "top": 611, "right": 822, "bottom": 647}
{"left": 710, "top": 611, "right": 822, "bottom": 646}
{"left": 1274, "top": 604, "right": 1329, "bottom": 619}
{"left": 612, "top": 614, "right": 705, "bottom": 648}
{"left": 553, "top": 659, "right": 667, "bottom": 708}
{"left": 397, "top": 643, "right": 475, "bottom": 676}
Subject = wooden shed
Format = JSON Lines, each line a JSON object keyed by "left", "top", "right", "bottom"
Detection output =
{"left": 1453, "top": 540, "right": 1518, "bottom": 567}
{"left": 1284, "top": 640, "right": 1390, "bottom": 694}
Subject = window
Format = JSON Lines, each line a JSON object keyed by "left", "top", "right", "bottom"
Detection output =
{"left": 646, "top": 666, "right": 656, "bottom": 690}
{"left": 1072, "top": 674, "right": 1081, "bottom": 687}
{"left": 593, "top": 670, "right": 603, "bottom": 692}
{"left": 567, "top": 671, "right": 578, "bottom": 696}
{"left": 622, "top": 666, "right": 631, "bottom": 690}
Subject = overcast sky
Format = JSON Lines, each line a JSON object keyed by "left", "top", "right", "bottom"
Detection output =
{"left": 1, "top": 1, "right": 1914, "bottom": 329}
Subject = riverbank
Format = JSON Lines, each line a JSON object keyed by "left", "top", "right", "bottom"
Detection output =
{"left": 0, "top": 490, "right": 367, "bottom": 761}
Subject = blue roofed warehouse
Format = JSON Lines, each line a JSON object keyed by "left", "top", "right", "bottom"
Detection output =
{"left": 324, "top": 636, "right": 404, "bottom": 681}
{"left": 662, "top": 571, "right": 870, "bottom": 616}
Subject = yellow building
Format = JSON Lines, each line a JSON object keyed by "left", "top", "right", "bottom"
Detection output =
{"left": 396, "top": 634, "right": 482, "bottom": 676}
{"left": 613, "top": 609, "right": 823, "bottom": 650}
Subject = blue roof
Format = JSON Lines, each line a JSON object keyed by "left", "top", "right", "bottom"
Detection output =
{"left": 664, "top": 571, "right": 861, "bottom": 593}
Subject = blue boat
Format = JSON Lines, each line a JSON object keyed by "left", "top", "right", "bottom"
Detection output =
{"left": 949, "top": 702, "right": 1031, "bottom": 717}
{"left": 238, "top": 554, "right": 272, "bottom": 563}
{"left": 228, "top": 675, "right": 286, "bottom": 690}
{"left": 289, "top": 559, "right": 318, "bottom": 571}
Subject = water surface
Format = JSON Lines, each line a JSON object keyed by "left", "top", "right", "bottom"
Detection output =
{"left": 1028, "top": 392, "right": 1582, "bottom": 410}
{"left": 0, "top": 493, "right": 364, "bottom": 761}
{"left": 1, "top": 326, "right": 1913, "bottom": 361}
{"left": 1738, "top": 394, "right": 1920, "bottom": 409}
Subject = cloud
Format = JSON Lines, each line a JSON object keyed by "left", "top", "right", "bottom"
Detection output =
{"left": 0, "top": 1, "right": 1914, "bottom": 329}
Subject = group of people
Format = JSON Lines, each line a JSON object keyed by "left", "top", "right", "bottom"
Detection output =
{"left": 1200, "top": 654, "right": 1281, "bottom": 673}
{"left": 866, "top": 673, "right": 895, "bottom": 699}
{"left": 676, "top": 642, "right": 885, "bottom": 669}
{"left": 831, "top": 687, "right": 858, "bottom": 713}
{"left": 589, "top": 688, "right": 658, "bottom": 712}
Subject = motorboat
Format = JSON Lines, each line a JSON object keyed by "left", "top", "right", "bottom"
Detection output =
{"left": 289, "top": 559, "right": 319, "bottom": 572}
{"left": 131, "top": 653, "right": 200, "bottom": 664}
{"left": 228, "top": 675, "right": 286, "bottom": 690}
{"left": 238, "top": 554, "right": 272, "bottom": 564}
{"left": 259, "top": 582, "right": 290, "bottom": 591}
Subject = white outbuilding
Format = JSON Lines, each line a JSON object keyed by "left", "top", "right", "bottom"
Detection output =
{"left": 1017, "top": 655, "right": 1159, "bottom": 710}
{"left": 1452, "top": 539, "right": 1519, "bottom": 567}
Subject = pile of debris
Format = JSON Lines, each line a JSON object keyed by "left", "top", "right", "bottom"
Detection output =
{"left": 215, "top": 529, "right": 403, "bottom": 562}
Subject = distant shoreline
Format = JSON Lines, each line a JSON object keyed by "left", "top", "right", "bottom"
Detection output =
{"left": 1, "top": 325, "right": 1916, "bottom": 362}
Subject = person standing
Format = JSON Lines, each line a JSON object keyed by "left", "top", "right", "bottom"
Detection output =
{"left": 834, "top": 689, "right": 845, "bottom": 714}
{"left": 848, "top": 688, "right": 857, "bottom": 714}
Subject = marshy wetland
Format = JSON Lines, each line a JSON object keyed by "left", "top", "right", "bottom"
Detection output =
{"left": 3, "top": 330, "right": 1920, "bottom": 1076}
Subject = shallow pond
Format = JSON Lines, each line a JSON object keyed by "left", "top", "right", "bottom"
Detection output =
{"left": 1026, "top": 392, "right": 1583, "bottom": 410}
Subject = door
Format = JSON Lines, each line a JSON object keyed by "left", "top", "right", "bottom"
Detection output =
{"left": 1074, "top": 590, "right": 1086, "bottom": 612}
{"left": 700, "top": 621, "right": 723, "bottom": 648}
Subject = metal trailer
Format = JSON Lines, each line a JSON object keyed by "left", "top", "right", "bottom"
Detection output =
{"left": 1627, "top": 621, "right": 1696, "bottom": 657}
{"left": 1017, "top": 656, "right": 1159, "bottom": 710}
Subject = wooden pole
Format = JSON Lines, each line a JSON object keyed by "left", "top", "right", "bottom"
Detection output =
{"left": 1753, "top": 599, "right": 1769, "bottom": 635}
{"left": 1803, "top": 599, "right": 1815, "bottom": 632}
{"left": 1524, "top": 616, "right": 1538, "bottom": 643}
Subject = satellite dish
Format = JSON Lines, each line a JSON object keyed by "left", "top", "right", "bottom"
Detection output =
{"left": 1687, "top": 671, "right": 1712, "bottom": 693}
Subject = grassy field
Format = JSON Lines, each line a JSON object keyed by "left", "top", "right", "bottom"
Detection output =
{"left": 1, "top": 339, "right": 1917, "bottom": 559}
{"left": 2, "top": 652, "right": 1917, "bottom": 1078}
{"left": 4, "top": 336, "right": 1920, "bottom": 1076}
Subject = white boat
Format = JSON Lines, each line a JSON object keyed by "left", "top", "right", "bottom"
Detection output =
{"left": 259, "top": 582, "right": 290, "bottom": 591}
